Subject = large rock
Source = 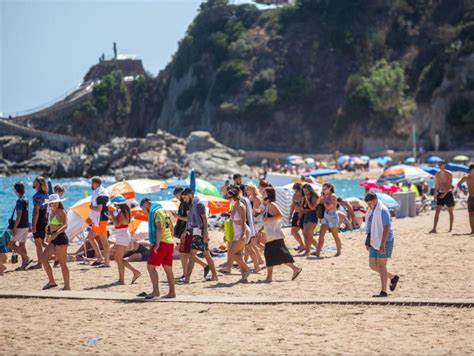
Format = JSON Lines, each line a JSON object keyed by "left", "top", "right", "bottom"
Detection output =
{"left": 0, "top": 136, "right": 43, "bottom": 162}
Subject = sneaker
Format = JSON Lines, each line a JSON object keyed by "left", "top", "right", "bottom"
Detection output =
{"left": 372, "top": 291, "right": 388, "bottom": 297}
{"left": 390, "top": 275, "right": 399, "bottom": 292}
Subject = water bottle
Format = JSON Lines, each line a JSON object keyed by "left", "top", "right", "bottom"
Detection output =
{"left": 11, "top": 252, "right": 18, "bottom": 264}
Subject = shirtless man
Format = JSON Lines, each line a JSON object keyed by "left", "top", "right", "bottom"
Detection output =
{"left": 430, "top": 160, "right": 454, "bottom": 233}
{"left": 456, "top": 164, "right": 474, "bottom": 234}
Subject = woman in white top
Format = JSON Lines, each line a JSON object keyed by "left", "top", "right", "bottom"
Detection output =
{"left": 262, "top": 187, "right": 302, "bottom": 283}
{"left": 245, "top": 183, "right": 265, "bottom": 272}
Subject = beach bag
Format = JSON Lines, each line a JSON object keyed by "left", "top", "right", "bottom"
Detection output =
{"left": 224, "top": 219, "right": 234, "bottom": 242}
{"left": 0, "top": 230, "right": 12, "bottom": 253}
{"left": 316, "top": 203, "right": 325, "bottom": 219}
{"left": 7, "top": 208, "right": 15, "bottom": 230}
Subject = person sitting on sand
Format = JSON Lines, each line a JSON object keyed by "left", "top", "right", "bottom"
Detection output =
{"left": 123, "top": 240, "right": 150, "bottom": 262}
{"left": 262, "top": 187, "right": 302, "bottom": 283}
{"left": 182, "top": 188, "right": 218, "bottom": 283}
{"left": 139, "top": 198, "right": 176, "bottom": 299}
{"left": 315, "top": 183, "right": 342, "bottom": 257}
{"left": 40, "top": 194, "right": 70, "bottom": 290}
{"left": 288, "top": 183, "right": 305, "bottom": 252}
{"left": 107, "top": 195, "right": 141, "bottom": 285}
{"left": 364, "top": 192, "right": 399, "bottom": 297}
{"left": 8, "top": 182, "right": 33, "bottom": 270}
{"left": 456, "top": 164, "right": 474, "bottom": 234}
{"left": 430, "top": 161, "right": 455, "bottom": 233}
{"left": 219, "top": 186, "right": 251, "bottom": 283}
{"left": 337, "top": 197, "right": 356, "bottom": 228}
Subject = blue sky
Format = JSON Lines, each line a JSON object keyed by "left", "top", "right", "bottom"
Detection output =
{"left": 0, "top": 0, "right": 203, "bottom": 115}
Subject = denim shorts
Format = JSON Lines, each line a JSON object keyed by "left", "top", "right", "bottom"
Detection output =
{"left": 321, "top": 210, "right": 339, "bottom": 229}
{"left": 369, "top": 239, "right": 394, "bottom": 259}
{"left": 303, "top": 211, "right": 318, "bottom": 225}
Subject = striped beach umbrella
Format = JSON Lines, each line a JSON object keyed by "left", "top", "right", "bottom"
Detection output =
{"left": 377, "top": 164, "right": 432, "bottom": 184}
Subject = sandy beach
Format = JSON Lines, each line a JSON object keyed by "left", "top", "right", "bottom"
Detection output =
{"left": 1, "top": 208, "right": 473, "bottom": 355}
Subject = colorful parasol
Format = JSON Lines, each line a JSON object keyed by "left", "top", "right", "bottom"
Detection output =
{"left": 377, "top": 164, "right": 432, "bottom": 184}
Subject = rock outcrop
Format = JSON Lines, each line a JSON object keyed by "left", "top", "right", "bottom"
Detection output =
{"left": 0, "top": 130, "right": 254, "bottom": 180}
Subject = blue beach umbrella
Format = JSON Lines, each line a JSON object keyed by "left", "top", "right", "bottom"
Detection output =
{"left": 420, "top": 166, "right": 439, "bottom": 175}
{"left": 304, "top": 168, "right": 339, "bottom": 177}
{"left": 375, "top": 192, "right": 399, "bottom": 209}
{"left": 336, "top": 155, "right": 350, "bottom": 167}
{"left": 446, "top": 162, "right": 469, "bottom": 173}
{"left": 426, "top": 155, "right": 442, "bottom": 164}
{"left": 360, "top": 155, "right": 370, "bottom": 162}
{"left": 404, "top": 157, "right": 416, "bottom": 164}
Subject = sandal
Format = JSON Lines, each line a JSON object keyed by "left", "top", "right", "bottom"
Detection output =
{"left": 91, "top": 261, "right": 104, "bottom": 267}
{"left": 42, "top": 283, "right": 58, "bottom": 290}
{"left": 136, "top": 292, "right": 147, "bottom": 297}
{"left": 292, "top": 268, "right": 302, "bottom": 281}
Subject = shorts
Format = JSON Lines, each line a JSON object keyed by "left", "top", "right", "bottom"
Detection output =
{"left": 179, "top": 231, "right": 193, "bottom": 254}
{"left": 113, "top": 228, "right": 131, "bottom": 246}
{"left": 191, "top": 235, "right": 208, "bottom": 252}
{"left": 436, "top": 192, "right": 455, "bottom": 208}
{"left": 33, "top": 224, "right": 46, "bottom": 239}
{"left": 124, "top": 244, "right": 149, "bottom": 261}
{"left": 91, "top": 220, "right": 108, "bottom": 235}
{"left": 468, "top": 197, "right": 474, "bottom": 213}
{"left": 291, "top": 212, "right": 304, "bottom": 229}
{"left": 321, "top": 210, "right": 339, "bottom": 229}
{"left": 147, "top": 242, "right": 174, "bottom": 267}
{"left": 12, "top": 228, "right": 29, "bottom": 243}
{"left": 51, "top": 233, "right": 69, "bottom": 246}
{"left": 303, "top": 211, "right": 318, "bottom": 225}
{"left": 369, "top": 239, "right": 394, "bottom": 259}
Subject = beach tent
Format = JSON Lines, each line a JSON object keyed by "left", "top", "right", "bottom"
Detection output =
{"left": 375, "top": 192, "right": 399, "bottom": 209}
{"left": 453, "top": 155, "right": 469, "bottom": 162}
{"left": 426, "top": 155, "right": 443, "bottom": 164}
{"left": 377, "top": 164, "right": 432, "bottom": 184}
{"left": 304, "top": 168, "right": 339, "bottom": 177}
{"left": 404, "top": 157, "right": 416, "bottom": 164}
{"left": 446, "top": 162, "right": 469, "bottom": 173}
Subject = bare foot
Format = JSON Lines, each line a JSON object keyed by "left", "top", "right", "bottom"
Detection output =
{"left": 117, "top": 280, "right": 125, "bottom": 285}
{"left": 145, "top": 292, "right": 160, "bottom": 299}
{"left": 429, "top": 229, "right": 437, "bottom": 234}
{"left": 264, "top": 279, "right": 272, "bottom": 283}
{"left": 131, "top": 272, "right": 141, "bottom": 284}
{"left": 162, "top": 293, "right": 176, "bottom": 299}
{"left": 292, "top": 268, "right": 302, "bottom": 281}
{"left": 61, "top": 286, "right": 71, "bottom": 291}
{"left": 206, "top": 276, "right": 218, "bottom": 282}
{"left": 334, "top": 252, "right": 341, "bottom": 257}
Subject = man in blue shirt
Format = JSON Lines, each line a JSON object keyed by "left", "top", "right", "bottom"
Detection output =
{"left": 365, "top": 192, "right": 399, "bottom": 297}
{"left": 8, "top": 182, "right": 32, "bottom": 270}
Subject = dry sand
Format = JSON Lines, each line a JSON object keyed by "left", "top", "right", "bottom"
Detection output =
{"left": 1, "top": 208, "right": 473, "bottom": 355}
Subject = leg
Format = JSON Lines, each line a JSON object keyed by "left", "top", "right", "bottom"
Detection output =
{"left": 180, "top": 252, "right": 189, "bottom": 278}
{"left": 185, "top": 250, "right": 198, "bottom": 283}
{"left": 33, "top": 238, "right": 44, "bottom": 267}
{"left": 469, "top": 212, "right": 474, "bottom": 234}
{"left": 330, "top": 227, "right": 342, "bottom": 256}
{"left": 98, "top": 234, "right": 110, "bottom": 266}
{"left": 247, "top": 242, "right": 260, "bottom": 272}
{"left": 369, "top": 257, "right": 379, "bottom": 273}
{"left": 430, "top": 206, "right": 441, "bottom": 233}
{"left": 162, "top": 265, "right": 176, "bottom": 298}
{"left": 87, "top": 231, "right": 103, "bottom": 262}
{"left": 290, "top": 227, "right": 304, "bottom": 249}
{"left": 230, "top": 240, "right": 249, "bottom": 280}
{"left": 114, "top": 245, "right": 126, "bottom": 285}
{"left": 146, "top": 264, "right": 160, "bottom": 297}
{"left": 377, "top": 258, "right": 389, "bottom": 293}
{"left": 8, "top": 241, "right": 28, "bottom": 267}
{"left": 448, "top": 207, "right": 454, "bottom": 232}
{"left": 123, "top": 257, "right": 141, "bottom": 284}
{"left": 55, "top": 245, "right": 70, "bottom": 290}
{"left": 265, "top": 266, "right": 273, "bottom": 282}
{"left": 203, "top": 249, "right": 218, "bottom": 281}
{"left": 303, "top": 224, "right": 314, "bottom": 255}
{"left": 316, "top": 224, "right": 328, "bottom": 256}
{"left": 40, "top": 243, "right": 56, "bottom": 286}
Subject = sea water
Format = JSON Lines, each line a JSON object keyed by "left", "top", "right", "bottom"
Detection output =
{"left": 0, "top": 175, "right": 364, "bottom": 228}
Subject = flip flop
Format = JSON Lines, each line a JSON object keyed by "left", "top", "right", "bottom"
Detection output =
{"left": 91, "top": 261, "right": 104, "bottom": 267}
{"left": 390, "top": 275, "right": 399, "bottom": 292}
{"left": 145, "top": 294, "right": 158, "bottom": 300}
{"left": 136, "top": 292, "right": 147, "bottom": 297}
{"left": 292, "top": 268, "right": 302, "bottom": 281}
{"left": 42, "top": 283, "right": 58, "bottom": 290}
{"left": 97, "top": 264, "right": 111, "bottom": 268}
{"left": 131, "top": 273, "right": 141, "bottom": 285}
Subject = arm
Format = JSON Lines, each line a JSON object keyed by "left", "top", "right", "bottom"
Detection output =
{"left": 306, "top": 195, "right": 318, "bottom": 210}
{"left": 32, "top": 206, "right": 39, "bottom": 233}
{"left": 379, "top": 224, "right": 390, "bottom": 253}
{"left": 456, "top": 177, "right": 466, "bottom": 190}
{"left": 289, "top": 200, "right": 295, "bottom": 220}
{"left": 11, "top": 209, "right": 22, "bottom": 235}
{"left": 323, "top": 195, "right": 337, "bottom": 210}
{"left": 238, "top": 205, "right": 246, "bottom": 239}
{"left": 434, "top": 174, "right": 440, "bottom": 196}
{"left": 153, "top": 221, "right": 162, "bottom": 252}
{"left": 263, "top": 203, "right": 282, "bottom": 222}
{"left": 90, "top": 204, "right": 103, "bottom": 212}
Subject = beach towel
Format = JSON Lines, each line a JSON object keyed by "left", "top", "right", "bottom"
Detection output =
{"left": 148, "top": 204, "right": 162, "bottom": 246}
{"left": 89, "top": 185, "right": 108, "bottom": 225}
{"left": 240, "top": 197, "right": 256, "bottom": 238}
{"left": 366, "top": 200, "right": 386, "bottom": 250}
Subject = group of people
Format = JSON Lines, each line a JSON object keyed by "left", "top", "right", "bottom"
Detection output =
{"left": 5, "top": 163, "right": 473, "bottom": 298}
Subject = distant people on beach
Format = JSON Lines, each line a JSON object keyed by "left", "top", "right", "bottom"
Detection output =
{"left": 430, "top": 161, "right": 455, "bottom": 233}
{"left": 41, "top": 194, "right": 70, "bottom": 290}
{"left": 456, "top": 164, "right": 474, "bottom": 234}
{"left": 86, "top": 176, "right": 111, "bottom": 267}
{"left": 31, "top": 176, "right": 49, "bottom": 270}
{"left": 139, "top": 198, "right": 176, "bottom": 299}
{"left": 301, "top": 184, "right": 318, "bottom": 256}
{"left": 365, "top": 192, "right": 399, "bottom": 297}
{"left": 289, "top": 183, "right": 305, "bottom": 252}
{"left": 8, "top": 182, "right": 32, "bottom": 270}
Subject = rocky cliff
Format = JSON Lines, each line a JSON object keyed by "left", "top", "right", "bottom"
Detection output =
{"left": 7, "top": 0, "right": 474, "bottom": 153}
{"left": 0, "top": 131, "right": 254, "bottom": 180}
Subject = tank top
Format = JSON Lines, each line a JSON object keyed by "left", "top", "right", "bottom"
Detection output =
{"left": 263, "top": 204, "right": 285, "bottom": 242}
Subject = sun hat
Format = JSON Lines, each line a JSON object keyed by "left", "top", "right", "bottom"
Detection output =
{"left": 111, "top": 194, "right": 127, "bottom": 205}
{"left": 43, "top": 194, "right": 67, "bottom": 205}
